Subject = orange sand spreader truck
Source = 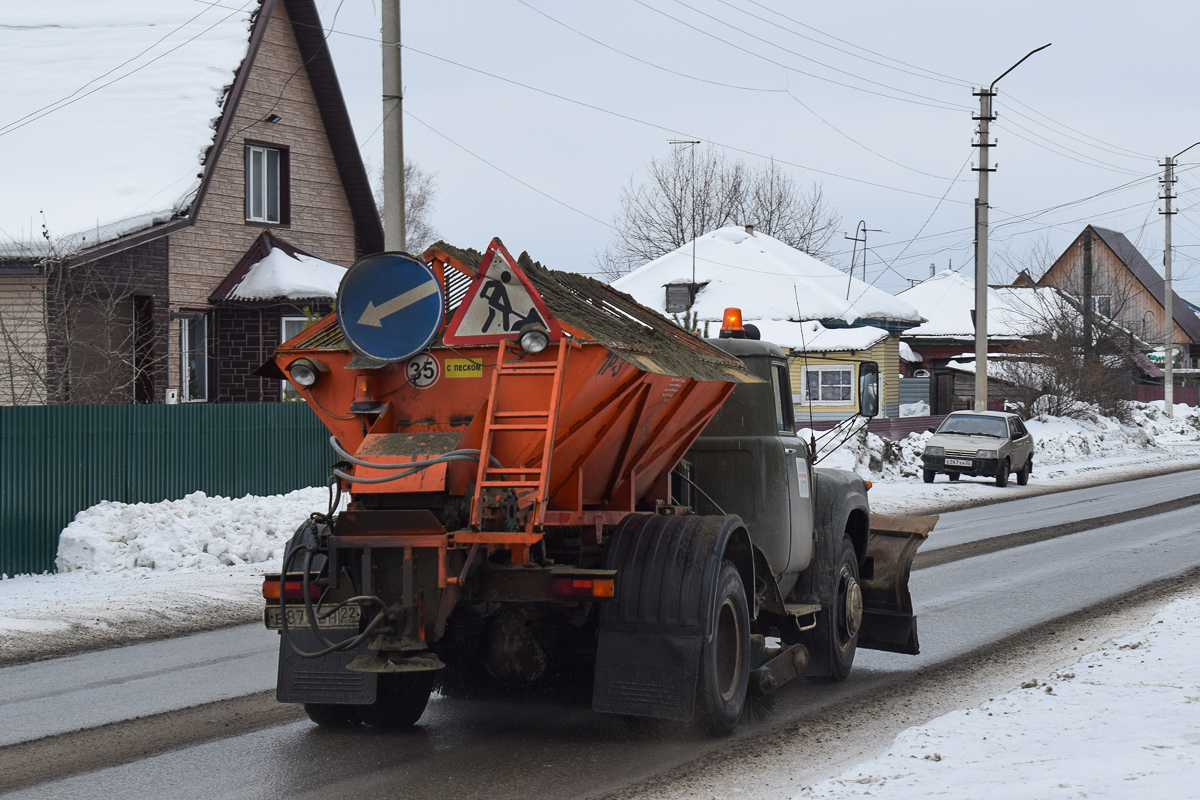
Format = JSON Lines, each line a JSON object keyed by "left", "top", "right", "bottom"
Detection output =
{"left": 257, "top": 238, "right": 936, "bottom": 735}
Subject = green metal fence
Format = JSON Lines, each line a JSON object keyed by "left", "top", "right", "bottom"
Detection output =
{"left": 0, "top": 403, "right": 332, "bottom": 576}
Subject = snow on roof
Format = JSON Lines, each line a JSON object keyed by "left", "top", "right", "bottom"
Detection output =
{"left": 895, "top": 270, "right": 1060, "bottom": 339}
{"left": 611, "top": 227, "right": 922, "bottom": 327}
{"left": 750, "top": 319, "right": 889, "bottom": 352}
{"left": 899, "top": 341, "right": 921, "bottom": 362}
{"left": 0, "top": 2, "right": 256, "bottom": 254}
{"left": 227, "top": 247, "right": 346, "bottom": 301}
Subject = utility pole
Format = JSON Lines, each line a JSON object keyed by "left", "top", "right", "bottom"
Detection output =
{"left": 1160, "top": 142, "right": 1200, "bottom": 417}
{"left": 971, "top": 43, "right": 1051, "bottom": 411}
{"left": 843, "top": 221, "right": 881, "bottom": 299}
{"left": 669, "top": 140, "right": 701, "bottom": 292}
{"left": 1082, "top": 228, "right": 1093, "bottom": 358}
{"left": 382, "top": 0, "right": 406, "bottom": 251}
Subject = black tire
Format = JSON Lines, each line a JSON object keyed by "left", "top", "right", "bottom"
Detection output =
{"left": 358, "top": 671, "right": 435, "bottom": 729}
{"left": 922, "top": 469, "right": 935, "bottom": 484}
{"left": 995, "top": 459, "right": 1010, "bottom": 487}
{"left": 303, "top": 702, "right": 360, "bottom": 728}
{"left": 695, "top": 560, "right": 750, "bottom": 736}
{"left": 1016, "top": 459, "right": 1030, "bottom": 486}
{"left": 826, "top": 536, "right": 862, "bottom": 681}
{"left": 948, "top": 472, "right": 960, "bottom": 482}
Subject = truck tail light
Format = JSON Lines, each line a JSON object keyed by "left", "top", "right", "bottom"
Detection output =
{"left": 262, "top": 579, "right": 322, "bottom": 601}
{"left": 552, "top": 577, "right": 615, "bottom": 599}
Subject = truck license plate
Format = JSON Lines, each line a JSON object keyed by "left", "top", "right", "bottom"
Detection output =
{"left": 264, "top": 604, "right": 361, "bottom": 630}
{"left": 946, "top": 458, "right": 973, "bottom": 468}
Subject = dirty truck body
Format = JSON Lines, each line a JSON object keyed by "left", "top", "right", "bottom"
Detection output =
{"left": 263, "top": 239, "right": 933, "bottom": 734}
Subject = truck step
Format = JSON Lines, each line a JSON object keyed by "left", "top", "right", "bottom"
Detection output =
{"left": 784, "top": 603, "right": 821, "bottom": 617}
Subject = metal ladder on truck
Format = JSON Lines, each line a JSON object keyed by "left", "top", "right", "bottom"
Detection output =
{"left": 469, "top": 340, "right": 569, "bottom": 553}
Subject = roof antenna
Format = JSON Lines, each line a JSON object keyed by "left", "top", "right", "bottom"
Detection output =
{"left": 795, "top": 284, "right": 816, "bottom": 456}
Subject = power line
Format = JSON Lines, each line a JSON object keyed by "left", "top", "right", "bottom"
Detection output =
{"left": 401, "top": 44, "right": 975, "bottom": 205}
{"left": 729, "top": 0, "right": 974, "bottom": 88}
{"left": 783, "top": 89, "right": 968, "bottom": 181}
{"left": 405, "top": 109, "right": 616, "bottom": 231}
{"left": 514, "top": 0, "right": 785, "bottom": 93}
{"left": 1003, "top": 92, "right": 1155, "bottom": 160}
{"left": 629, "top": 0, "right": 971, "bottom": 112}
{"left": 0, "top": 1, "right": 256, "bottom": 139}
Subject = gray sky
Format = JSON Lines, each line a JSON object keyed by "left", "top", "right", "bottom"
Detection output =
{"left": 320, "top": 0, "right": 1200, "bottom": 303}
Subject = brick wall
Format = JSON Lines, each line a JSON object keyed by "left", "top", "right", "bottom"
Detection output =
{"left": 167, "top": 1, "right": 358, "bottom": 393}
{"left": 45, "top": 238, "right": 170, "bottom": 404}
{"left": 213, "top": 302, "right": 329, "bottom": 402}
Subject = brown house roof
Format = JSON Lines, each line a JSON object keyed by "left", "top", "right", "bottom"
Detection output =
{"left": 1090, "top": 226, "right": 1200, "bottom": 343}
{"left": 79, "top": 0, "right": 382, "bottom": 263}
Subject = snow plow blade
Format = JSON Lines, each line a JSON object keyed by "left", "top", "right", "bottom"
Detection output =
{"left": 858, "top": 513, "right": 937, "bottom": 655}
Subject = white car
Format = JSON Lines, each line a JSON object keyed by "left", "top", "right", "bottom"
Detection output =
{"left": 920, "top": 410, "right": 1034, "bottom": 487}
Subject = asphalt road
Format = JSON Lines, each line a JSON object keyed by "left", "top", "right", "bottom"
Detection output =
{"left": 4, "top": 468, "right": 1200, "bottom": 799}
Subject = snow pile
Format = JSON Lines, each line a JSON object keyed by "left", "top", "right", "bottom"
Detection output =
{"left": 805, "top": 401, "right": 1200, "bottom": 484}
{"left": 55, "top": 488, "right": 330, "bottom": 574}
{"left": 899, "top": 401, "right": 929, "bottom": 417}
{"left": 794, "top": 593, "right": 1200, "bottom": 799}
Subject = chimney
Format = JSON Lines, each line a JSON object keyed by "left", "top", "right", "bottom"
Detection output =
{"left": 745, "top": 224, "right": 755, "bottom": 236}
{"left": 930, "top": 263, "right": 935, "bottom": 277}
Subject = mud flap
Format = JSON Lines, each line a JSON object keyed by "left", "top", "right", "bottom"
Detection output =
{"left": 277, "top": 627, "right": 377, "bottom": 705}
{"left": 592, "top": 513, "right": 747, "bottom": 720}
{"left": 592, "top": 632, "right": 702, "bottom": 720}
{"left": 859, "top": 513, "right": 937, "bottom": 655}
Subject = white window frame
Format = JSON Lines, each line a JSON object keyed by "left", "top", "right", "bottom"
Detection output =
{"left": 245, "top": 145, "right": 282, "bottom": 224}
{"left": 181, "top": 313, "right": 208, "bottom": 402}
{"left": 281, "top": 316, "right": 308, "bottom": 401}
{"left": 800, "top": 364, "right": 856, "bottom": 406}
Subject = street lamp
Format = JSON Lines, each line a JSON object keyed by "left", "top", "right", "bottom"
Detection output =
{"left": 1161, "top": 140, "right": 1200, "bottom": 417}
{"left": 973, "top": 43, "right": 1051, "bottom": 411}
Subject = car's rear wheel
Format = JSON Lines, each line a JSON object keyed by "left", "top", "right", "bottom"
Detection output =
{"left": 995, "top": 458, "right": 1010, "bottom": 487}
{"left": 922, "top": 469, "right": 935, "bottom": 484}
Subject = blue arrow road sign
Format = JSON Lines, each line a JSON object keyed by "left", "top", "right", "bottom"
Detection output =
{"left": 337, "top": 252, "right": 444, "bottom": 362}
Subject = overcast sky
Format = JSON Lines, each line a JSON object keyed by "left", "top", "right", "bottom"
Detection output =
{"left": 319, "top": 0, "right": 1200, "bottom": 302}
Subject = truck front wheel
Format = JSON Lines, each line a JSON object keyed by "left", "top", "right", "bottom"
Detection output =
{"left": 695, "top": 560, "right": 750, "bottom": 735}
{"left": 808, "top": 536, "right": 861, "bottom": 682}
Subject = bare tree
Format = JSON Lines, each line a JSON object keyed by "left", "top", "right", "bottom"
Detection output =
{"left": 0, "top": 221, "right": 167, "bottom": 405}
{"left": 598, "top": 146, "right": 841, "bottom": 279}
{"left": 372, "top": 157, "right": 439, "bottom": 255}
{"left": 995, "top": 288, "right": 1137, "bottom": 421}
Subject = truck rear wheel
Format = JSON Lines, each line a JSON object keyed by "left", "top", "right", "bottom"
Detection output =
{"left": 695, "top": 560, "right": 750, "bottom": 736}
{"left": 303, "top": 703, "right": 360, "bottom": 728}
{"left": 358, "top": 671, "right": 435, "bottom": 729}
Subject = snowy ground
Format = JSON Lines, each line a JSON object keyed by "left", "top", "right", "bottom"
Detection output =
{"left": 794, "top": 590, "right": 1200, "bottom": 799}
{"left": 0, "top": 402, "right": 1198, "bottom": 792}
{"left": 808, "top": 400, "right": 1200, "bottom": 515}
{"left": 2, "top": 401, "right": 1198, "bottom": 664}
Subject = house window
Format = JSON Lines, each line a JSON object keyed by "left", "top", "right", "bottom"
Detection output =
{"left": 802, "top": 365, "right": 854, "bottom": 405}
{"left": 1092, "top": 295, "right": 1112, "bottom": 318}
{"left": 245, "top": 144, "right": 289, "bottom": 224}
{"left": 281, "top": 316, "right": 308, "bottom": 401}
{"left": 181, "top": 314, "right": 208, "bottom": 402}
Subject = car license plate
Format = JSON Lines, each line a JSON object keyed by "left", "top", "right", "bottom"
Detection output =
{"left": 946, "top": 458, "right": 973, "bottom": 468}
{"left": 264, "top": 604, "right": 361, "bottom": 630}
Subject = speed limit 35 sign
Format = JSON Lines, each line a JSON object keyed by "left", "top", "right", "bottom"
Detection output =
{"left": 405, "top": 353, "right": 440, "bottom": 389}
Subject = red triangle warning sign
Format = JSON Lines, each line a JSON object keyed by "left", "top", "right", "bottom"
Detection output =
{"left": 443, "top": 238, "right": 563, "bottom": 346}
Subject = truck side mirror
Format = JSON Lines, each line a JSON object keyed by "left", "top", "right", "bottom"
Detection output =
{"left": 858, "top": 361, "right": 880, "bottom": 418}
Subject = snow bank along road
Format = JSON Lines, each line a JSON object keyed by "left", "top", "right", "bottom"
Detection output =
{"left": 2, "top": 470, "right": 1199, "bottom": 798}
